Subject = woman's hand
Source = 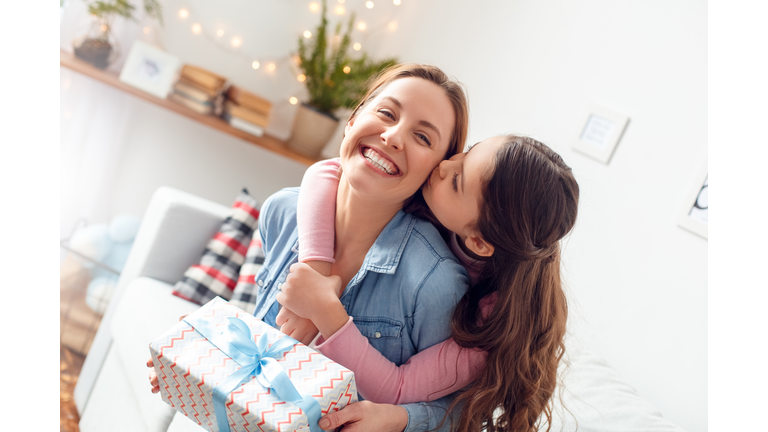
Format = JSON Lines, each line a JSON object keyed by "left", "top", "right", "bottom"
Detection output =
{"left": 276, "top": 263, "right": 343, "bottom": 323}
{"left": 318, "top": 401, "right": 408, "bottom": 432}
{"left": 147, "top": 313, "right": 191, "bottom": 394}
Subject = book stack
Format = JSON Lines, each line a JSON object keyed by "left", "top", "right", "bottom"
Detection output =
{"left": 222, "top": 85, "right": 272, "bottom": 137}
{"left": 168, "top": 64, "right": 227, "bottom": 116}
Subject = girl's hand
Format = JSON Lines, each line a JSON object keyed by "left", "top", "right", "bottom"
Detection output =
{"left": 276, "top": 307, "right": 320, "bottom": 345}
{"left": 276, "top": 263, "right": 343, "bottom": 322}
{"left": 318, "top": 401, "right": 408, "bottom": 432}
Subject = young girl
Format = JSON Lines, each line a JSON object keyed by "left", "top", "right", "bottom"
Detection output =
{"left": 277, "top": 134, "right": 579, "bottom": 432}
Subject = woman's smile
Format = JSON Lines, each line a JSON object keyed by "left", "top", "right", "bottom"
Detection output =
{"left": 361, "top": 146, "right": 401, "bottom": 176}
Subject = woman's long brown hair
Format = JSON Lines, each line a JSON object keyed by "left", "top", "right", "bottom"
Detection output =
{"left": 446, "top": 135, "right": 579, "bottom": 432}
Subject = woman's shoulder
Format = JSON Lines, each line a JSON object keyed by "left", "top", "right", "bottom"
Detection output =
{"left": 397, "top": 214, "right": 469, "bottom": 283}
{"left": 260, "top": 187, "right": 300, "bottom": 232}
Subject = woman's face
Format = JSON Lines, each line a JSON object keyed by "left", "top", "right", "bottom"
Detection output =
{"left": 339, "top": 77, "right": 456, "bottom": 206}
{"left": 422, "top": 136, "right": 506, "bottom": 240}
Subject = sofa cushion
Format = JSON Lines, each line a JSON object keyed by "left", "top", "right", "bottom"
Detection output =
{"left": 228, "top": 236, "right": 265, "bottom": 314}
{"left": 172, "top": 188, "right": 260, "bottom": 305}
{"left": 111, "top": 277, "right": 201, "bottom": 432}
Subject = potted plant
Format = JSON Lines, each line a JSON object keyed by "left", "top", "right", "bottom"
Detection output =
{"left": 288, "top": 0, "right": 397, "bottom": 157}
{"left": 72, "top": 0, "right": 163, "bottom": 69}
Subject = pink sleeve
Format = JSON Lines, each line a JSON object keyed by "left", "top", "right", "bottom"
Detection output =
{"left": 297, "top": 158, "right": 341, "bottom": 263}
{"left": 314, "top": 317, "right": 486, "bottom": 404}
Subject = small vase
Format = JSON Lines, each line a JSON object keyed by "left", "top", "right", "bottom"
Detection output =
{"left": 287, "top": 103, "right": 340, "bottom": 158}
{"left": 72, "top": 16, "right": 119, "bottom": 70}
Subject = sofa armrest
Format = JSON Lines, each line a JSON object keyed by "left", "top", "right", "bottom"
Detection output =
{"left": 74, "top": 186, "right": 230, "bottom": 413}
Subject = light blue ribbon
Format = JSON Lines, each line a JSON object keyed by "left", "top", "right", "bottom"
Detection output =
{"left": 183, "top": 315, "right": 322, "bottom": 432}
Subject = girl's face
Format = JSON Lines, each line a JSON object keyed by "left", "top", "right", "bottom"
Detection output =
{"left": 339, "top": 77, "right": 455, "bottom": 206}
{"left": 422, "top": 136, "right": 506, "bottom": 245}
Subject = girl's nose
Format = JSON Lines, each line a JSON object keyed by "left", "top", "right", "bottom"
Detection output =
{"left": 437, "top": 158, "right": 450, "bottom": 179}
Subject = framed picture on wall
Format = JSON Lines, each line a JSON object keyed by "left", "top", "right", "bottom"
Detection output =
{"left": 677, "top": 158, "right": 708, "bottom": 239}
{"left": 119, "top": 41, "right": 181, "bottom": 99}
{"left": 571, "top": 103, "right": 629, "bottom": 164}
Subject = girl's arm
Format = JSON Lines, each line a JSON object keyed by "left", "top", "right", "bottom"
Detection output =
{"left": 277, "top": 263, "right": 487, "bottom": 405}
{"left": 296, "top": 158, "right": 341, "bottom": 274}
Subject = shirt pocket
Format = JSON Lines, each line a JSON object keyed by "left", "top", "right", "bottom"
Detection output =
{"left": 353, "top": 317, "right": 404, "bottom": 365}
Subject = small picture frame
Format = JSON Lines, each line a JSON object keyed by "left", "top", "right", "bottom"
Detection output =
{"left": 677, "top": 158, "right": 708, "bottom": 240}
{"left": 571, "top": 103, "right": 629, "bottom": 164}
{"left": 119, "top": 41, "right": 181, "bottom": 99}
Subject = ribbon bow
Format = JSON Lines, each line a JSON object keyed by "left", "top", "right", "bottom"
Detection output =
{"left": 184, "top": 316, "right": 322, "bottom": 432}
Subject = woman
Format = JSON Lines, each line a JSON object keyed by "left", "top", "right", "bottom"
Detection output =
{"left": 150, "top": 63, "right": 472, "bottom": 431}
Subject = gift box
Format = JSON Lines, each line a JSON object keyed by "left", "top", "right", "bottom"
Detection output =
{"left": 149, "top": 297, "right": 357, "bottom": 432}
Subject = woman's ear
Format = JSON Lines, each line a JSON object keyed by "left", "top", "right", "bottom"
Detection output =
{"left": 464, "top": 234, "right": 494, "bottom": 257}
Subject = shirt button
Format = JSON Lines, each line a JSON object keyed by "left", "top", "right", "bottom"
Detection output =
{"left": 257, "top": 280, "right": 264, "bottom": 287}
{"left": 277, "top": 283, "right": 283, "bottom": 290}
{"left": 374, "top": 332, "right": 381, "bottom": 339}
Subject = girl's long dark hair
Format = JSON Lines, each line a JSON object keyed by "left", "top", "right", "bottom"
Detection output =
{"left": 446, "top": 135, "right": 579, "bottom": 432}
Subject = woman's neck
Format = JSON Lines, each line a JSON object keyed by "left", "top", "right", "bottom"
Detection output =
{"left": 332, "top": 174, "right": 403, "bottom": 288}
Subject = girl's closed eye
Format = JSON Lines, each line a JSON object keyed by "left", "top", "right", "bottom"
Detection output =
{"left": 452, "top": 172, "right": 459, "bottom": 191}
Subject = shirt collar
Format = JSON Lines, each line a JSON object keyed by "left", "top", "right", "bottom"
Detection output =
{"left": 357, "top": 210, "right": 415, "bottom": 275}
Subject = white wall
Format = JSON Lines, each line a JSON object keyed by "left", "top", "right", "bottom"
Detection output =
{"left": 61, "top": 1, "right": 706, "bottom": 430}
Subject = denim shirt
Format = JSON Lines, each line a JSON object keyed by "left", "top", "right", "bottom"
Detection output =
{"left": 251, "top": 188, "right": 469, "bottom": 431}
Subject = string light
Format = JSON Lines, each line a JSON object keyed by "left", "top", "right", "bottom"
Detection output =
{"left": 335, "top": 5, "right": 345, "bottom": 14}
{"left": 178, "top": 9, "right": 189, "bottom": 19}
{"left": 252, "top": 61, "right": 260, "bottom": 70}
{"left": 289, "top": 97, "right": 298, "bottom": 105}
{"left": 268, "top": 63, "right": 276, "bottom": 71}
{"left": 343, "top": 66, "right": 351, "bottom": 74}
{"left": 388, "top": 21, "right": 398, "bottom": 31}
{"left": 216, "top": 29, "right": 224, "bottom": 37}
{"left": 309, "top": 2, "right": 320, "bottom": 12}
{"left": 357, "top": 22, "right": 367, "bottom": 31}
{"left": 192, "top": 23, "right": 202, "bottom": 34}
{"left": 303, "top": 30, "right": 312, "bottom": 38}
{"left": 297, "top": 74, "right": 306, "bottom": 82}
{"left": 231, "top": 37, "right": 242, "bottom": 47}
{"left": 366, "top": 1, "right": 374, "bottom": 8}
{"left": 101, "top": 24, "right": 107, "bottom": 32}
{"left": 143, "top": 27, "right": 150, "bottom": 34}
{"left": 393, "top": 0, "right": 401, "bottom": 4}
{"left": 353, "top": 42, "right": 361, "bottom": 51}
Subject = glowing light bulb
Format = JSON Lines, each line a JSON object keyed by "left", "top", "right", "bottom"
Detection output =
{"left": 304, "top": 30, "right": 312, "bottom": 38}
{"left": 366, "top": 1, "right": 374, "bottom": 8}
{"left": 100, "top": 24, "right": 107, "bottom": 32}
{"left": 353, "top": 42, "right": 361, "bottom": 51}
{"left": 143, "top": 27, "right": 150, "bottom": 34}
{"left": 178, "top": 9, "right": 189, "bottom": 19}
{"left": 357, "top": 22, "right": 366, "bottom": 31}
{"left": 297, "top": 74, "right": 307, "bottom": 82}
{"left": 217, "top": 29, "right": 224, "bottom": 37}
{"left": 231, "top": 37, "right": 242, "bottom": 47}
{"left": 290, "top": 97, "right": 298, "bottom": 105}
{"left": 252, "top": 61, "right": 260, "bottom": 70}
{"left": 309, "top": 2, "right": 320, "bottom": 12}
{"left": 192, "top": 23, "right": 202, "bottom": 34}
{"left": 268, "top": 63, "right": 276, "bottom": 71}
{"left": 335, "top": 5, "right": 345, "bottom": 14}
{"left": 343, "top": 66, "right": 351, "bottom": 74}
{"left": 388, "top": 21, "right": 398, "bottom": 31}
{"left": 393, "top": 0, "right": 401, "bottom": 4}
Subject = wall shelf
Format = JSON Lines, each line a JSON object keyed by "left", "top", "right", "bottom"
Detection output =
{"left": 60, "top": 49, "right": 318, "bottom": 167}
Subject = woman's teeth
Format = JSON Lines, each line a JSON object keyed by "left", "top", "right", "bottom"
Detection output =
{"left": 363, "top": 148, "right": 398, "bottom": 175}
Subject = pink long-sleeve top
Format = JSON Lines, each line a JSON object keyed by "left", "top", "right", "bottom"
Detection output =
{"left": 296, "top": 158, "right": 496, "bottom": 404}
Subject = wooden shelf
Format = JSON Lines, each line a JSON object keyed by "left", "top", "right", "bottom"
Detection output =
{"left": 60, "top": 49, "right": 318, "bottom": 166}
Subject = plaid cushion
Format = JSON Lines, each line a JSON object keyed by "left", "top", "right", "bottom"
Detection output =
{"left": 229, "top": 237, "right": 266, "bottom": 314}
{"left": 172, "top": 189, "right": 260, "bottom": 305}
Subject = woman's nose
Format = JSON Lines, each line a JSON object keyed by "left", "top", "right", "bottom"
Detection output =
{"left": 381, "top": 125, "right": 404, "bottom": 151}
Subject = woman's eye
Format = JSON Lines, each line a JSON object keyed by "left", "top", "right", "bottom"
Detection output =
{"left": 378, "top": 109, "right": 395, "bottom": 120}
{"left": 416, "top": 133, "right": 431, "bottom": 147}
{"left": 452, "top": 173, "right": 459, "bottom": 192}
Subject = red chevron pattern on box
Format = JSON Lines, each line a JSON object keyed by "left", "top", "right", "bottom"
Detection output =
{"left": 149, "top": 297, "right": 358, "bottom": 432}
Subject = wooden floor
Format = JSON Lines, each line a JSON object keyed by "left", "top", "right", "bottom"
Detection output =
{"left": 61, "top": 345, "right": 85, "bottom": 432}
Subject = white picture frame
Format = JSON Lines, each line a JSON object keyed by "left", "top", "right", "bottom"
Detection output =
{"left": 118, "top": 41, "right": 181, "bottom": 99}
{"left": 677, "top": 157, "right": 708, "bottom": 240}
{"left": 571, "top": 103, "right": 629, "bottom": 164}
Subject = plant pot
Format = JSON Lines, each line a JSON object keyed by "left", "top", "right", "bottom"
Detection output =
{"left": 72, "top": 16, "right": 119, "bottom": 70}
{"left": 287, "top": 103, "right": 340, "bottom": 158}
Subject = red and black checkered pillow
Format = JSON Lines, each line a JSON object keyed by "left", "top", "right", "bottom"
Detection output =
{"left": 172, "top": 188, "right": 260, "bottom": 305}
{"left": 229, "top": 237, "right": 266, "bottom": 314}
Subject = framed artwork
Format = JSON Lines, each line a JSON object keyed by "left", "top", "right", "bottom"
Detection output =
{"left": 119, "top": 41, "right": 181, "bottom": 99}
{"left": 571, "top": 103, "right": 629, "bottom": 164}
{"left": 677, "top": 158, "right": 708, "bottom": 239}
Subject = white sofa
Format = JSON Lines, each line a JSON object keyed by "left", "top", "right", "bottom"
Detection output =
{"left": 74, "top": 186, "right": 685, "bottom": 432}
